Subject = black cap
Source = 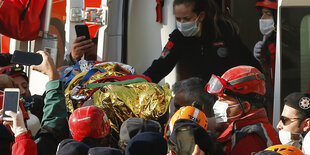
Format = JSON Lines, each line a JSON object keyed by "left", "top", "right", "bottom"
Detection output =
{"left": 56, "top": 139, "right": 89, "bottom": 155}
{"left": 125, "top": 132, "right": 167, "bottom": 155}
{"left": 119, "top": 117, "right": 162, "bottom": 143}
{"left": 88, "top": 147, "right": 122, "bottom": 155}
{"left": 284, "top": 92, "right": 310, "bottom": 117}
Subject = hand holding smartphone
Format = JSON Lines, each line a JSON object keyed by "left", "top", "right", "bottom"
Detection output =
{"left": 2, "top": 88, "right": 20, "bottom": 121}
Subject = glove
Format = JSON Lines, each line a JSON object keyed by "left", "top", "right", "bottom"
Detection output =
{"left": 5, "top": 111, "right": 28, "bottom": 137}
{"left": 253, "top": 41, "right": 265, "bottom": 61}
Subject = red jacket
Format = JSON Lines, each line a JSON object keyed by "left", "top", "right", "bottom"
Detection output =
{"left": 217, "top": 108, "right": 280, "bottom": 155}
{"left": 12, "top": 132, "right": 37, "bottom": 155}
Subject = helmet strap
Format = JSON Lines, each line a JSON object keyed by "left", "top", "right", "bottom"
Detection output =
{"left": 236, "top": 97, "right": 246, "bottom": 117}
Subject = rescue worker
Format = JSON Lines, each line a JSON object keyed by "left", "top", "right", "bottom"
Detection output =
{"left": 68, "top": 106, "right": 111, "bottom": 148}
{"left": 253, "top": 0, "right": 277, "bottom": 85}
{"left": 205, "top": 65, "right": 280, "bottom": 154}
{"left": 166, "top": 106, "right": 224, "bottom": 155}
{"left": 276, "top": 92, "right": 310, "bottom": 151}
{"left": 143, "top": 0, "right": 260, "bottom": 83}
{"left": 264, "top": 144, "right": 304, "bottom": 155}
{"left": 253, "top": 0, "right": 278, "bottom": 121}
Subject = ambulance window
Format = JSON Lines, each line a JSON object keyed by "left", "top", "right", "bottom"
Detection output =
{"left": 300, "top": 15, "right": 310, "bottom": 92}
{"left": 281, "top": 7, "right": 310, "bottom": 103}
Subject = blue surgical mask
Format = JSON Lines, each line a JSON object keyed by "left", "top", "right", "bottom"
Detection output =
{"left": 176, "top": 15, "right": 200, "bottom": 37}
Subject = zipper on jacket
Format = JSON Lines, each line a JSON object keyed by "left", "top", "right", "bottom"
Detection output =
{"left": 201, "top": 45, "right": 204, "bottom": 55}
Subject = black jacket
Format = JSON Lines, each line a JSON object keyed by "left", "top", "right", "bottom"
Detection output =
{"left": 144, "top": 20, "right": 260, "bottom": 83}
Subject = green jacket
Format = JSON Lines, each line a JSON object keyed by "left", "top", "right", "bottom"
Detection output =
{"left": 35, "top": 80, "right": 69, "bottom": 155}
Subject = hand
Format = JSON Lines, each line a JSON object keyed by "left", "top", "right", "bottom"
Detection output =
{"left": 253, "top": 41, "right": 265, "bottom": 61}
{"left": 31, "top": 51, "right": 60, "bottom": 81}
{"left": 71, "top": 36, "right": 94, "bottom": 60}
{"left": 192, "top": 145, "right": 205, "bottom": 155}
{"left": 4, "top": 110, "right": 27, "bottom": 137}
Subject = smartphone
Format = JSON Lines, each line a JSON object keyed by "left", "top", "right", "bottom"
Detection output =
{"left": 75, "top": 25, "right": 90, "bottom": 40}
{"left": 11, "top": 50, "right": 43, "bottom": 66}
{"left": 2, "top": 88, "right": 20, "bottom": 121}
{"left": 175, "top": 126, "right": 196, "bottom": 155}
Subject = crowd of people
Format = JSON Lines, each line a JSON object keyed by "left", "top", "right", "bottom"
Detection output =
{"left": 0, "top": 0, "right": 309, "bottom": 154}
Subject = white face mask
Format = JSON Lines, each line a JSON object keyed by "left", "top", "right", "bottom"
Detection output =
{"left": 279, "top": 130, "right": 302, "bottom": 148}
{"left": 259, "top": 19, "right": 274, "bottom": 36}
{"left": 176, "top": 15, "right": 200, "bottom": 37}
{"left": 213, "top": 101, "right": 240, "bottom": 123}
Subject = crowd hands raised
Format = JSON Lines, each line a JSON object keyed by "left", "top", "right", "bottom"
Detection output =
{"left": 1, "top": 0, "right": 310, "bottom": 155}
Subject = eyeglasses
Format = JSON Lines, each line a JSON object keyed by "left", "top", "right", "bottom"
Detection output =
{"left": 280, "top": 116, "right": 302, "bottom": 125}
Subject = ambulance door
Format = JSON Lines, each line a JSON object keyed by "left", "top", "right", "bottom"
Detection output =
{"left": 126, "top": 0, "right": 177, "bottom": 86}
{"left": 273, "top": 0, "right": 310, "bottom": 126}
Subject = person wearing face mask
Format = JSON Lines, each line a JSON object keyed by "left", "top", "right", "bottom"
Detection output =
{"left": 205, "top": 65, "right": 280, "bottom": 155}
{"left": 253, "top": 0, "right": 277, "bottom": 91}
{"left": 143, "top": 0, "right": 260, "bottom": 84}
{"left": 276, "top": 92, "right": 310, "bottom": 152}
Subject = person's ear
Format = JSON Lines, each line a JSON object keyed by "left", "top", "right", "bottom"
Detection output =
{"left": 242, "top": 101, "right": 251, "bottom": 113}
{"left": 302, "top": 118, "right": 310, "bottom": 132}
{"left": 198, "top": 11, "right": 206, "bottom": 22}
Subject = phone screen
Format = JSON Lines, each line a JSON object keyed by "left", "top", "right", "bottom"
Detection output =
{"left": 11, "top": 50, "right": 43, "bottom": 66}
{"left": 3, "top": 90, "right": 19, "bottom": 120}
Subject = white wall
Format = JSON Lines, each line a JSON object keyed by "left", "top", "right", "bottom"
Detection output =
{"left": 127, "top": 0, "right": 177, "bottom": 87}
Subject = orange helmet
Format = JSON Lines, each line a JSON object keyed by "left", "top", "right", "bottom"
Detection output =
{"left": 256, "top": 0, "right": 278, "bottom": 10}
{"left": 205, "top": 65, "right": 266, "bottom": 97}
{"left": 265, "top": 145, "right": 304, "bottom": 155}
{"left": 164, "top": 106, "right": 207, "bottom": 139}
{"left": 69, "top": 106, "right": 110, "bottom": 141}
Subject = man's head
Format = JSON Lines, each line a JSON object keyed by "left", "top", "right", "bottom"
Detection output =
{"left": 69, "top": 106, "right": 110, "bottom": 144}
{"left": 118, "top": 117, "right": 162, "bottom": 152}
{"left": 172, "top": 77, "right": 215, "bottom": 116}
{"left": 205, "top": 65, "right": 266, "bottom": 132}
{"left": 125, "top": 132, "right": 167, "bottom": 155}
{"left": 165, "top": 106, "right": 208, "bottom": 141}
{"left": 277, "top": 92, "right": 310, "bottom": 146}
{"left": 0, "top": 65, "right": 30, "bottom": 97}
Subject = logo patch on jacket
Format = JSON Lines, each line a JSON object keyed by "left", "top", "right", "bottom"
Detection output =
{"left": 160, "top": 41, "right": 174, "bottom": 58}
{"left": 212, "top": 41, "right": 225, "bottom": 47}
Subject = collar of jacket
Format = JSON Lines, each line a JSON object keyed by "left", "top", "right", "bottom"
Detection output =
{"left": 217, "top": 108, "right": 269, "bottom": 143}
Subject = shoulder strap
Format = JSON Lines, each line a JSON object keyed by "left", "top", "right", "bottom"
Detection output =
{"left": 231, "top": 123, "right": 274, "bottom": 150}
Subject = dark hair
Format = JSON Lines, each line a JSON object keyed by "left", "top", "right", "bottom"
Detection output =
{"left": 172, "top": 77, "right": 216, "bottom": 116}
{"left": 173, "top": 0, "right": 239, "bottom": 37}
{"left": 296, "top": 112, "right": 308, "bottom": 128}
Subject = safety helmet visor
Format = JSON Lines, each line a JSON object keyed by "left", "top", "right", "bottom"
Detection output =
{"left": 205, "top": 75, "right": 232, "bottom": 96}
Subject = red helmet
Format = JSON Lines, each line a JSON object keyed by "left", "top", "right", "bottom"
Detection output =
{"left": 69, "top": 106, "right": 110, "bottom": 141}
{"left": 256, "top": 0, "right": 278, "bottom": 10}
{"left": 205, "top": 65, "right": 266, "bottom": 96}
